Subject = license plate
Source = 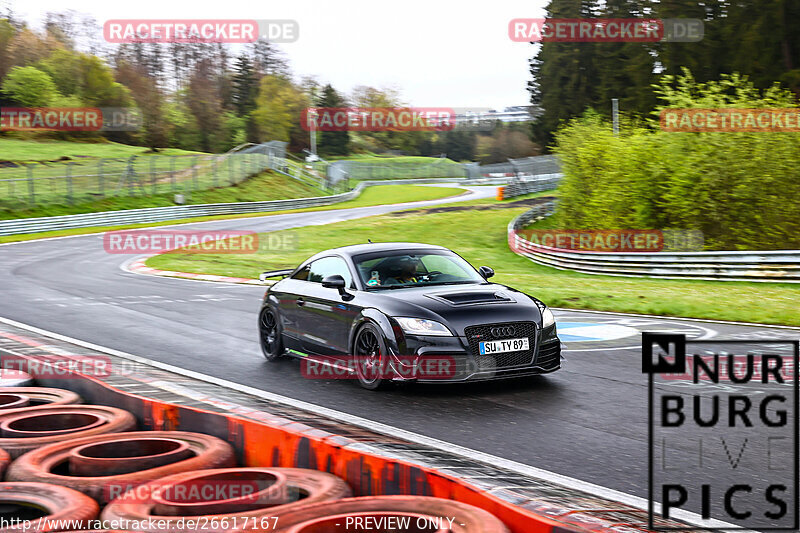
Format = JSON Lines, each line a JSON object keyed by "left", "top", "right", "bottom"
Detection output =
{"left": 479, "top": 337, "right": 529, "bottom": 355}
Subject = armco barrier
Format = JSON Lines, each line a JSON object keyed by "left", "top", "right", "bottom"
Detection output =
{"left": 0, "top": 178, "right": 469, "bottom": 237}
{"left": 508, "top": 203, "right": 800, "bottom": 282}
{"left": 500, "top": 174, "right": 562, "bottom": 199}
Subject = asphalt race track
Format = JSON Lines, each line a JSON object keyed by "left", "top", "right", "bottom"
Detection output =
{"left": 1, "top": 184, "right": 798, "bottom": 514}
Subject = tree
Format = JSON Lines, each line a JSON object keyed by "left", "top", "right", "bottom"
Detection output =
{"left": 528, "top": 0, "right": 600, "bottom": 147}
{"left": 1, "top": 66, "right": 59, "bottom": 106}
{"left": 316, "top": 84, "right": 350, "bottom": 156}
{"left": 0, "top": 19, "right": 17, "bottom": 80}
{"left": 248, "top": 39, "right": 289, "bottom": 78}
{"left": 252, "top": 75, "right": 308, "bottom": 149}
{"left": 187, "top": 59, "right": 224, "bottom": 152}
{"left": 231, "top": 55, "right": 257, "bottom": 115}
{"left": 7, "top": 28, "right": 58, "bottom": 69}
{"left": 115, "top": 61, "right": 167, "bottom": 150}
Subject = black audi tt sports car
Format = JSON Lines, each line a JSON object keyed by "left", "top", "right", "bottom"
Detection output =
{"left": 257, "top": 242, "right": 562, "bottom": 389}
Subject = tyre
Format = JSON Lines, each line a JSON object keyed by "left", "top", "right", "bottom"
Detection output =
{"left": 100, "top": 467, "right": 351, "bottom": 531}
{"left": 0, "top": 387, "right": 82, "bottom": 409}
{"left": 0, "top": 482, "right": 99, "bottom": 533}
{"left": 7, "top": 431, "right": 235, "bottom": 504}
{"left": 0, "top": 405, "right": 136, "bottom": 458}
{"left": 259, "top": 307, "right": 284, "bottom": 361}
{"left": 353, "top": 323, "right": 390, "bottom": 391}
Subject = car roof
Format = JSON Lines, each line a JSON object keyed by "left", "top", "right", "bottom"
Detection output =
{"left": 309, "top": 242, "right": 449, "bottom": 260}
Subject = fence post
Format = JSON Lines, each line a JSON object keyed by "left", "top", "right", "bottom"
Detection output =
{"left": 212, "top": 157, "right": 218, "bottom": 188}
{"left": 127, "top": 156, "right": 136, "bottom": 196}
{"left": 26, "top": 164, "right": 35, "bottom": 206}
{"left": 66, "top": 163, "right": 74, "bottom": 205}
{"left": 98, "top": 159, "right": 105, "bottom": 198}
{"left": 171, "top": 156, "right": 177, "bottom": 191}
{"left": 150, "top": 156, "right": 157, "bottom": 195}
{"left": 192, "top": 155, "right": 199, "bottom": 191}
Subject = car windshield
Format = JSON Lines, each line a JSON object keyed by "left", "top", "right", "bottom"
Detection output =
{"left": 353, "top": 249, "right": 485, "bottom": 289}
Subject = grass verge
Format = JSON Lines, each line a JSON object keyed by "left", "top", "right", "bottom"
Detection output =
{"left": 0, "top": 138, "right": 201, "bottom": 162}
{"left": 147, "top": 198, "right": 800, "bottom": 326}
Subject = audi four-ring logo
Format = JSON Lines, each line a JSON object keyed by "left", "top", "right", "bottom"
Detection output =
{"left": 490, "top": 326, "right": 516, "bottom": 337}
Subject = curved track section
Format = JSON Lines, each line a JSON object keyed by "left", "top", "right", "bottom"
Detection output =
{"left": 0, "top": 184, "right": 796, "bottom": 507}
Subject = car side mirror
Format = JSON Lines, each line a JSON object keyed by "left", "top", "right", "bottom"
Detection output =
{"left": 478, "top": 266, "right": 495, "bottom": 279}
{"left": 322, "top": 274, "right": 347, "bottom": 294}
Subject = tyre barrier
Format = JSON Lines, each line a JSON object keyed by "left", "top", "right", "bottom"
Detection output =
{"left": 0, "top": 378, "right": 572, "bottom": 530}
{"left": 7, "top": 432, "right": 236, "bottom": 504}
{"left": 0, "top": 447, "right": 8, "bottom": 479}
{"left": 0, "top": 405, "right": 136, "bottom": 458}
{"left": 0, "top": 388, "right": 81, "bottom": 410}
{"left": 0, "top": 482, "right": 99, "bottom": 533}
{"left": 262, "top": 496, "right": 510, "bottom": 533}
{"left": 0, "top": 371, "right": 33, "bottom": 388}
{"left": 101, "top": 467, "right": 353, "bottom": 532}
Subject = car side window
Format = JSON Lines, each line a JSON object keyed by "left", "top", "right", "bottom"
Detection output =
{"left": 306, "top": 256, "right": 353, "bottom": 287}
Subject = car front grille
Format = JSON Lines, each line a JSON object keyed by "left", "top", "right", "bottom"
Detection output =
{"left": 464, "top": 321, "right": 537, "bottom": 371}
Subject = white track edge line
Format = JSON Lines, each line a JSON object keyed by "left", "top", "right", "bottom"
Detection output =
{"left": 0, "top": 315, "right": 746, "bottom": 530}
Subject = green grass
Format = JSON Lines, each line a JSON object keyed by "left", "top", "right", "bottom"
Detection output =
{"left": 147, "top": 199, "right": 800, "bottom": 326}
{"left": 0, "top": 184, "right": 465, "bottom": 244}
{"left": 0, "top": 138, "right": 200, "bottom": 163}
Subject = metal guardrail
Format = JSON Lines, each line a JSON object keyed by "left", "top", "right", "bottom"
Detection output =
{"left": 508, "top": 203, "right": 800, "bottom": 283}
{"left": 0, "top": 178, "right": 471, "bottom": 237}
{"left": 467, "top": 155, "right": 560, "bottom": 178}
{"left": 501, "top": 174, "right": 562, "bottom": 199}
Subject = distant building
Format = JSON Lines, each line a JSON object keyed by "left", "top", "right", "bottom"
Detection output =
{"left": 453, "top": 106, "right": 542, "bottom": 127}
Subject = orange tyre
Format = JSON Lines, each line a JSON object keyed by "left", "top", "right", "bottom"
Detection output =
{"left": 0, "top": 482, "right": 99, "bottom": 533}
{"left": 7, "top": 432, "right": 235, "bottom": 504}
{"left": 0, "top": 405, "right": 135, "bottom": 458}
{"left": 101, "top": 467, "right": 351, "bottom": 533}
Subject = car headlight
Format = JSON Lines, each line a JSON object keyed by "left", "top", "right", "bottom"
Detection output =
{"left": 541, "top": 307, "right": 556, "bottom": 328}
{"left": 395, "top": 317, "right": 453, "bottom": 336}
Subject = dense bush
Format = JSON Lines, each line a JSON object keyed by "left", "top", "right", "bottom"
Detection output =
{"left": 553, "top": 71, "right": 800, "bottom": 250}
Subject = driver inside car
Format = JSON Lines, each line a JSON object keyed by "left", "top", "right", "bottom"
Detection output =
{"left": 384, "top": 256, "right": 420, "bottom": 285}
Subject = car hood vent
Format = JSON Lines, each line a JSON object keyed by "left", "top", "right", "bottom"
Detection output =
{"left": 426, "top": 291, "right": 514, "bottom": 306}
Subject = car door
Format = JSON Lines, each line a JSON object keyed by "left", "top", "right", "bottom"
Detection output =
{"left": 296, "top": 256, "right": 357, "bottom": 356}
{"left": 271, "top": 263, "right": 312, "bottom": 352}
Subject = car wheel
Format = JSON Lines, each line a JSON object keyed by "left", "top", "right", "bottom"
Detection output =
{"left": 259, "top": 308, "right": 284, "bottom": 361}
{"left": 353, "top": 323, "right": 390, "bottom": 390}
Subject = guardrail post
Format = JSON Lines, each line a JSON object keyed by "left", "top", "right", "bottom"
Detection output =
{"left": 66, "top": 163, "right": 74, "bottom": 205}
{"left": 26, "top": 164, "right": 35, "bottom": 206}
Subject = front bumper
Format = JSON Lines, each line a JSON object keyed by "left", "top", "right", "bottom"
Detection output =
{"left": 388, "top": 326, "right": 562, "bottom": 383}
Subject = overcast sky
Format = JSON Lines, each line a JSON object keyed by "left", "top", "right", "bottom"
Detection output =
{"left": 6, "top": 0, "right": 547, "bottom": 109}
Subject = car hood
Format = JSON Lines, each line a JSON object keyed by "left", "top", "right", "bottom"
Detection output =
{"left": 369, "top": 283, "right": 542, "bottom": 335}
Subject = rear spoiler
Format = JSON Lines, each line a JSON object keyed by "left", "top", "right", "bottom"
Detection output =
{"left": 258, "top": 269, "right": 294, "bottom": 282}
